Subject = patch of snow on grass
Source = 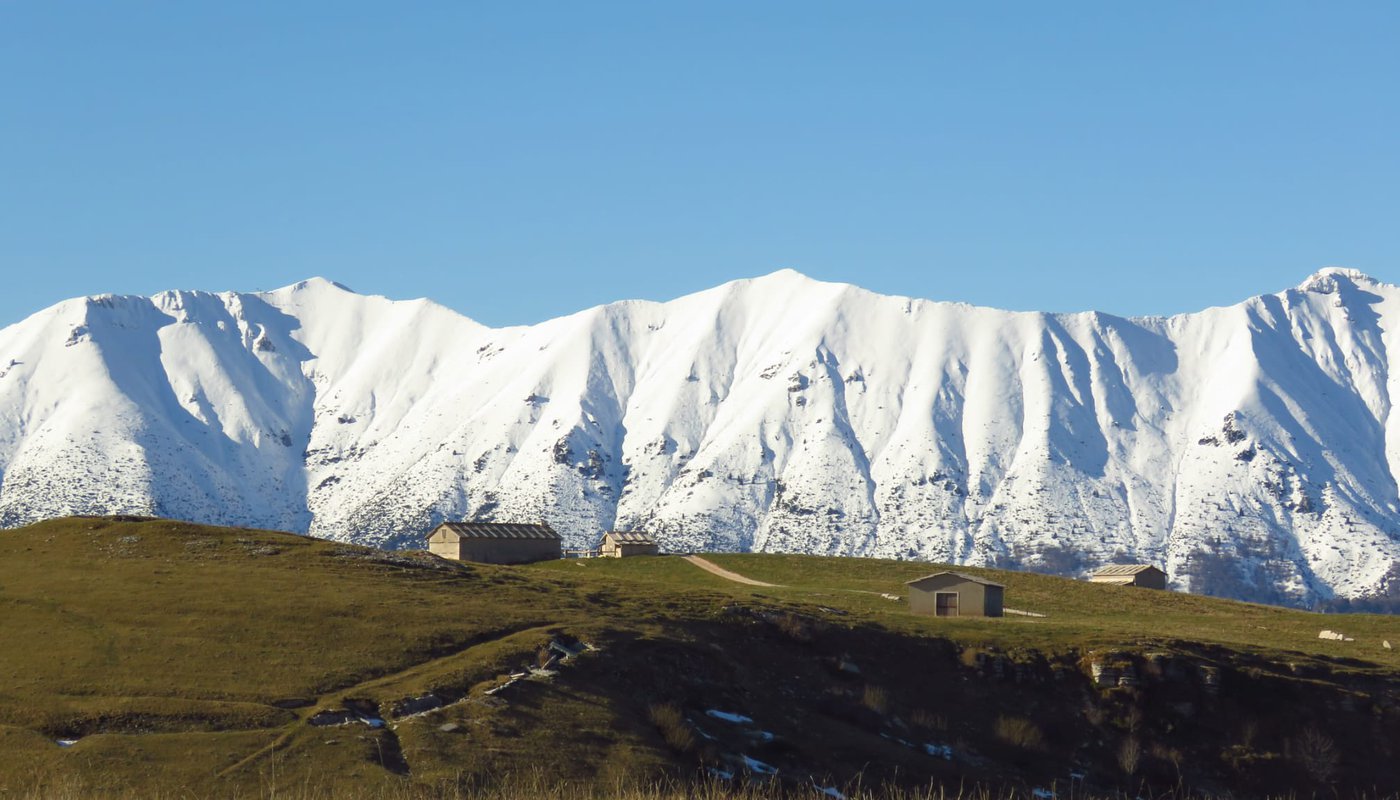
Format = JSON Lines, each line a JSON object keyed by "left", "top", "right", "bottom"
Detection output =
{"left": 923, "top": 742, "right": 953, "bottom": 759}
{"left": 741, "top": 755, "right": 777, "bottom": 775}
{"left": 484, "top": 674, "right": 527, "bottom": 696}
{"left": 706, "top": 709, "right": 753, "bottom": 724}
{"left": 880, "top": 732, "right": 914, "bottom": 748}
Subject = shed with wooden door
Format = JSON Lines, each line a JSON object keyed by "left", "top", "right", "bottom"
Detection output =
{"left": 426, "top": 521, "right": 562, "bottom": 564}
{"left": 905, "top": 572, "right": 1004, "bottom": 618}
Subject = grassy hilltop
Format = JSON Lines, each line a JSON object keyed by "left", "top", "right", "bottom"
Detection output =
{"left": 1, "top": 517, "right": 1398, "bottom": 799}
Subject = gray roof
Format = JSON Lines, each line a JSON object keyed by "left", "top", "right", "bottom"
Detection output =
{"left": 905, "top": 570, "right": 1005, "bottom": 589}
{"left": 433, "top": 522, "right": 561, "bottom": 541}
{"left": 1090, "top": 564, "right": 1162, "bottom": 577}
{"left": 603, "top": 531, "right": 656, "bottom": 545}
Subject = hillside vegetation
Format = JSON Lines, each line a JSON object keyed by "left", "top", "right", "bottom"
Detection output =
{"left": 625, "top": 553, "right": 1400, "bottom": 663}
{"left": 1, "top": 517, "right": 1398, "bottom": 798}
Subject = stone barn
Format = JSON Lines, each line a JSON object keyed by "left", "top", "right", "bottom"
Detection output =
{"left": 1088, "top": 564, "right": 1167, "bottom": 589}
{"left": 598, "top": 531, "right": 659, "bottom": 558}
{"left": 426, "top": 522, "right": 561, "bottom": 565}
{"left": 906, "top": 572, "right": 1004, "bottom": 618}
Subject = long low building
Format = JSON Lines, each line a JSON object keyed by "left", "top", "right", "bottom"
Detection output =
{"left": 426, "top": 521, "right": 562, "bottom": 564}
{"left": 1087, "top": 564, "right": 1167, "bottom": 589}
{"left": 599, "top": 531, "right": 659, "bottom": 558}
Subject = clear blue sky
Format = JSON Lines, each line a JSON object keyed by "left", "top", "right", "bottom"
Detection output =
{"left": 2, "top": 2, "right": 1396, "bottom": 328}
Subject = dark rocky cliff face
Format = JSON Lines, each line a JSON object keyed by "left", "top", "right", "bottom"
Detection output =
{"left": 560, "top": 605, "right": 1400, "bottom": 797}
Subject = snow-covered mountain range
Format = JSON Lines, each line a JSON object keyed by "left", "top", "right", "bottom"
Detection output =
{"left": 2, "top": 269, "right": 1399, "bottom": 605}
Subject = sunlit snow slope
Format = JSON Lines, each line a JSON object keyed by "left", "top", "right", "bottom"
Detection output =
{"left": 2, "top": 269, "right": 1398, "bottom": 605}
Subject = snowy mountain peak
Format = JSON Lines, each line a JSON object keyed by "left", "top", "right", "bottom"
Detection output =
{"left": 1297, "top": 267, "right": 1381, "bottom": 294}
{"left": 1, "top": 270, "right": 1399, "bottom": 607}
{"left": 750, "top": 267, "right": 820, "bottom": 284}
{"left": 733, "top": 268, "right": 850, "bottom": 296}
{"left": 272, "top": 277, "right": 358, "bottom": 295}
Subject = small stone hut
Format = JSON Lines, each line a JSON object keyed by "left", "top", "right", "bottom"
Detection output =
{"left": 1088, "top": 564, "right": 1167, "bottom": 589}
{"left": 906, "top": 572, "right": 1004, "bottom": 618}
{"left": 598, "top": 531, "right": 659, "bottom": 558}
{"left": 426, "top": 522, "right": 561, "bottom": 565}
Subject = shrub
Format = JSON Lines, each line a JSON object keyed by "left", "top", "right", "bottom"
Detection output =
{"left": 772, "top": 612, "right": 814, "bottom": 643}
{"left": 1151, "top": 742, "right": 1184, "bottom": 782}
{"left": 1117, "top": 736, "right": 1141, "bottom": 775}
{"left": 958, "top": 647, "right": 984, "bottom": 669}
{"left": 647, "top": 703, "right": 696, "bottom": 754}
{"left": 994, "top": 715, "right": 1044, "bottom": 751}
{"left": 861, "top": 685, "right": 889, "bottom": 715}
{"left": 909, "top": 708, "right": 947, "bottom": 732}
{"left": 535, "top": 647, "right": 556, "bottom": 670}
{"left": 1292, "top": 726, "right": 1338, "bottom": 785}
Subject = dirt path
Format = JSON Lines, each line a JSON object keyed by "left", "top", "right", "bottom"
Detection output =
{"left": 682, "top": 555, "right": 782, "bottom": 587}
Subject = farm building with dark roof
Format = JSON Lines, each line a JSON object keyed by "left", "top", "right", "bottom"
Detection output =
{"left": 426, "top": 522, "right": 562, "bottom": 565}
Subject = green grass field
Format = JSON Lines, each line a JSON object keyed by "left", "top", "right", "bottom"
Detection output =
{"left": 1, "top": 517, "right": 1398, "bottom": 798}
{"left": 532, "top": 552, "right": 1400, "bottom": 670}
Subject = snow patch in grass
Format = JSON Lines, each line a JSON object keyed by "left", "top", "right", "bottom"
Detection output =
{"left": 923, "top": 742, "right": 953, "bottom": 759}
{"left": 741, "top": 754, "right": 777, "bottom": 775}
{"left": 880, "top": 732, "right": 914, "bottom": 748}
